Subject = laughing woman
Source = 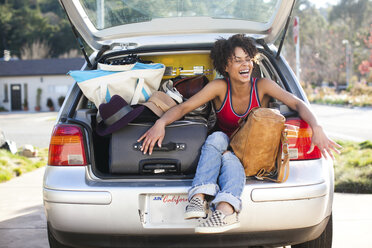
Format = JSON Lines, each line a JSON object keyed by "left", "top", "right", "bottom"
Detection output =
{"left": 138, "top": 34, "right": 341, "bottom": 233}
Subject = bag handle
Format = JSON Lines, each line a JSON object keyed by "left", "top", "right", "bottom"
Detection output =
{"left": 275, "top": 131, "right": 290, "bottom": 182}
{"left": 95, "top": 83, "right": 109, "bottom": 124}
{"left": 131, "top": 78, "right": 145, "bottom": 105}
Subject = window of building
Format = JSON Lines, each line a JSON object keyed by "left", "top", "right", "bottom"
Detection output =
{"left": 3, "top": 84, "right": 9, "bottom": 102}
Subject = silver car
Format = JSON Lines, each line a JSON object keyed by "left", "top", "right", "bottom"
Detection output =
{"left": 44, "top": 0, "right": 333, "bottom": 247}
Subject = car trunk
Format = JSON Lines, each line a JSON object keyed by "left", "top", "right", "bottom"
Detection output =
{"left": 74, "top": 48, "right": 214, "bottom": 178}
{"left": 68, "top": 45, "right": 294, "bottom": 179}
{"left": 57, "top": 0, "right": 298, "bottom": 179}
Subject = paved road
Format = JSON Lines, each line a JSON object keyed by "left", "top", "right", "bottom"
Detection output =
{"left": 310, "top": 104, "right": 372, "bottom": 142}
{"left": 0, "top": 167, "right": 48, "bottom": 248}
{"left": 0, "top": 111, "right": 58, "bottom": 149}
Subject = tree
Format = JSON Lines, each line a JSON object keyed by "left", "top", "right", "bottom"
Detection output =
{"left": 323, "top": 25, "right": 348, "bottom": 86}
{"left": 0, "top": 4, "right": 13, "bottom": 54}
{"left": 281, "top": 0, "right": 330, "bottom": 85}
{"left": 329, "top": 0, "right": 369, "bottom": 32}
{"left": 281, "top": 0, "right": 372, "bottom": 85}
{"left": 48, "top": 19, "right": 82, "bottom": 57}
{"left": 329, "top": 0, "right": 372, "bottom": 80}
{"left": 0, "top": 0, "right": 80, "bottom": 59}
{"left": 0, "top": 4, "right": 53, "bottom": 58}
{"left": 20, "top": 40, "right": 51, "bottom": 59}
{"left": 358, "top": 26, "right": 372, "bottom": 82}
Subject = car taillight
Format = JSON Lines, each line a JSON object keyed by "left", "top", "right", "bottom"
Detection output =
{"left": 285, "top": 118, "right": 322, "bottom": 160}
{"left": 48, "top": 124, "right": 88, "bottom": 166}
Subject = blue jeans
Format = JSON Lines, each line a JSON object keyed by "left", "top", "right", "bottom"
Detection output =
{"left": 188, "top": 131, "right": 246, "bottom": 213}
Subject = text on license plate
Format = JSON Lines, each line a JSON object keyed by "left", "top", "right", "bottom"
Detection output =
{"left": 143, "top": 194, "right": 199, "bottom": 227}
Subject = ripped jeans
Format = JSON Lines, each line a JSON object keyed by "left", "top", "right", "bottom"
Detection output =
{"left": 188, "top": 131, "right": 246, "bottom": 213}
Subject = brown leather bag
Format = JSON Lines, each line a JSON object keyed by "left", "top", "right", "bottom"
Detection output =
{"left": 230, "top": 107, "right": 289, "bottom": 183}
{"left": 173, "top": 75, "right": 209, "bottom": 99}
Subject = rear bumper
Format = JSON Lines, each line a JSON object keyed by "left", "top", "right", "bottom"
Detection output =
{"left": 48, "top": 215, "right": 331, "bottom": 248}
{"left": 44, "top": 181, "right": 331, "bottom": 233}
{"left": 43, "top": 158, "right": 334, "bottom": 246}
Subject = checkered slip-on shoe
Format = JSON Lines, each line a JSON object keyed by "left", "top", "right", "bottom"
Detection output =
{"left": 184, "top": 197, "right": 208, "bottom": 219}
{"left": 195, "top": 210, "right": 240, "bottom": 233}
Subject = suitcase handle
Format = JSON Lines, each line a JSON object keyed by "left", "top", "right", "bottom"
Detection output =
{"left": 133, "top": 142, "right": 186, "bottom": 152}
{"left": 140, "top": 159, "right": 181, "bottom": 174}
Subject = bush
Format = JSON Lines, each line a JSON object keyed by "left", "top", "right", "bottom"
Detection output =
{"left": 23, "top": 99, "right": 28, "bottom": 109}
{"left": 0, "top": 106, "right": 8, "bottom": 112}
{"left": 46, "top": 98, "right": 54, "bottom": 109}
{"left": 0, "top": 168, "right": 13, "bottom": 182}
{"left": 349, "top": 84, "right": 372, "bottom": 96}
{"left": 58, "top": 96, "right": 65, "bottom": 107}
{"left": 360, "top": 140, "right": 372, "bottom": 149}
{"left": 36, "top": 88, "right": 42, "bottom": 107}
{"left": 0, "top": 148, "right": 48, "bottom": 183}
{"left": 307, "top": 84, "right": 372, "bottom": 107}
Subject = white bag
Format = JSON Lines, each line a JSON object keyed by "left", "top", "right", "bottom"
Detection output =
{"left": 69, "top": 62, "right": 165, "bottom": 107}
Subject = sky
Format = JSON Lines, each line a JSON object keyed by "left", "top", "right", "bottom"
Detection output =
{"left": 309, "top": 0, "right": 340, "bottom": 8}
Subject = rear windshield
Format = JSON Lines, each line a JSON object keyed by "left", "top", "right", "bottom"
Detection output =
{"left": 79, "top": 0, "right": 280, "bottom": 30}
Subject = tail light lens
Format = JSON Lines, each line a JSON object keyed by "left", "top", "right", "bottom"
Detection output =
{"left": 48, "top": 124, "right": 88, "bottom": 166}
{"left": 285, "top": 118, "right": 321, "bottom": 160}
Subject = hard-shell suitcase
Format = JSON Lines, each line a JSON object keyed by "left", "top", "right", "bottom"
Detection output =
{"left": 109, "top": 120, "right": 208, "bottom": 174}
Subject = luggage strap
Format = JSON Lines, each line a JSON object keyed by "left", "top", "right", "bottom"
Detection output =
{"left": 255, "top": 131, "right": 289, "bottom": 183}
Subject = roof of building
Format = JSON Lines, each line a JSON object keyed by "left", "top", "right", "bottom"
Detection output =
{"left": 0, "top": 58, "right": 86, "bottom": 77}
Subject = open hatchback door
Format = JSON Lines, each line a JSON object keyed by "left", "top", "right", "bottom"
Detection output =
{"left": 60, "top": 0, "right": 295, "bottom": 51}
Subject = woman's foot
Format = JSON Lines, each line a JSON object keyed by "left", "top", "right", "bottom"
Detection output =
{"left": 184, "top": 197, "right": 208, "bottom": 219}
{"left": 195, "top": 210, "right": 240, "bottom": 233}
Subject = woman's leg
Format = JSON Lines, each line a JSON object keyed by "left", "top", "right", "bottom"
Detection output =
{"left": 212, "top": 151, "right": 246, "bottom": 213}
{"left": 188, "top": 131, "right": 230, "bottom": 200}
{"left": 195, "top": 151, "right": 246, "bottom": 233}
{"left": 185, "top": 132, "right": 229, "bottom": 219}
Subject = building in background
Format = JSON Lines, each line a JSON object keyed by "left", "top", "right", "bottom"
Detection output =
{"left": 0, "top": 58, "right": 85, "bottom": 112}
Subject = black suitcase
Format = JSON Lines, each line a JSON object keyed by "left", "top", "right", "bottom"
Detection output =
{"left": 109, "top": 120, "right": 208, "bottom": 174}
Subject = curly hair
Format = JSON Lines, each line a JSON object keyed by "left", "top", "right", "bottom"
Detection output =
{"left": 210, "top": 34, "right": 258, "bottom": 78}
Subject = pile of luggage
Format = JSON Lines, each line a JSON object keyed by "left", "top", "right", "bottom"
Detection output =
{"left": 69, "top": 54, "right": 214, "bottom": 175}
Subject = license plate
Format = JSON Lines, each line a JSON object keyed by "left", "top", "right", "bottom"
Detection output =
{"left": 143, "top": 194, "right": 201, "bottom": 228}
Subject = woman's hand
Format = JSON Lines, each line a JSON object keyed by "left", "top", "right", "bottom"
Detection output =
{"left": 308, "top": 125, "right": 342, "bottom": 160}
{"left": 136, "top": 80, "right": 221, "bottom": 155}
{"left": 137, "top": 120, "right": 166, "bottom": 155}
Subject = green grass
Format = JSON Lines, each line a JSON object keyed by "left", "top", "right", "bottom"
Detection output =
{"left": 0, "top": 148, "right": 48, "bottom": 183}
{"left": 334, "top": 140, "right": 372, "bottom": 193}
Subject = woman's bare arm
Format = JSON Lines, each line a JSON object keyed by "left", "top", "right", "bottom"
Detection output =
{"left": 259, "top": 78, "right": 342, "bottom": 159}
{"left": 138, "top": 79, "right": 225, "bottom": 155}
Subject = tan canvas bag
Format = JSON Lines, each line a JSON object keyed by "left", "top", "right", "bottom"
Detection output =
{"left": 230, "top": 107, "right": 289, "bottom": 183}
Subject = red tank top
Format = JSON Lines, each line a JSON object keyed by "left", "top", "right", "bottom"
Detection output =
{"left": 216, "top": 78, "right": 261, "bottom": 137}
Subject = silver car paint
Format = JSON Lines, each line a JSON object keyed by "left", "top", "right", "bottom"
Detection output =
{"left": 44, "top": 158, "right": 333, "bottom": 234}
